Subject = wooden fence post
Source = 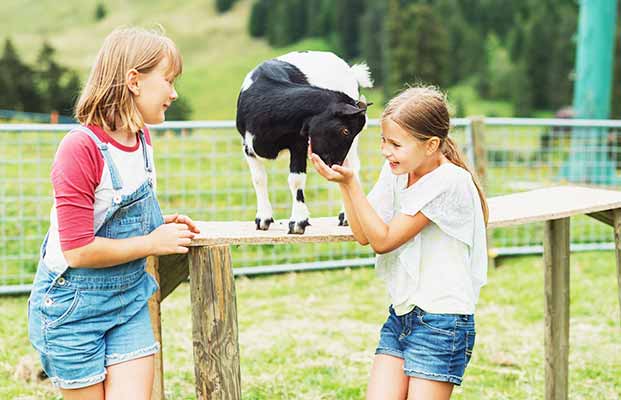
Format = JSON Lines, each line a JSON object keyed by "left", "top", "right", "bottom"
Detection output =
{"left": 470, "top": 116, "right": 496, "bottom": 267}
{"left": 189, "top": 245, "right": 241, "bottom": 400}
{"left": 543, "top": 218, "right": 570, "bottom": 400}
{"left": 147, "top": 256, "right": 165, "bottom": 400}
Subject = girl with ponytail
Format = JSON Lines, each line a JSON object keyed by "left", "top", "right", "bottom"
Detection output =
{"left": 310, "top": 85, "right": 488, "bottom": 399}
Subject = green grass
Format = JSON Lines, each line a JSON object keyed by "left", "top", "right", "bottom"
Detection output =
{"left": 1, "top": 250, "right": 620, "bottom": 399}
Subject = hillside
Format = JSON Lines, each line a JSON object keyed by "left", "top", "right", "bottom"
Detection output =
{"left": 0, "top": 0, "right": 388, "bottom": 119}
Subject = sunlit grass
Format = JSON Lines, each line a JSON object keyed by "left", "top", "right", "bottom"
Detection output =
{"left": 1, "top": 251, "right": 620, "bottom": 399}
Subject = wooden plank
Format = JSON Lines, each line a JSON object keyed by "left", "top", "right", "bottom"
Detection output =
{"left": 184, "top": 186, "right": 621, "bottom": 246}
{"left": 613, "top": 209, "right": 621, "bottom": 326}
{"left": 543, "top": 218, "right": 570, "bottom": 400}
{"left": 158, "top": 253, "right": 189, "bottom": 301}
{"left": 190, "top": 217, "right": 354, "bottom": 246}
{"left": 146, "top": 256, "right": 165, "bottom": 400}
{"left": 487, "top": 186, "right": 621, "bottom": 228}
{"left": 188, "top": 246, "right": 241, "bottom": 400}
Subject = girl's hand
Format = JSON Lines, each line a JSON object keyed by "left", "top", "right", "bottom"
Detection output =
{"left": 308, "top": 145, "right": 354, "bottom": 185}
{"left": 147, "top": 223, "right": 196, "bottom": 255}
{"left": 164, "top": 213, "right": 201, "bottom": 234}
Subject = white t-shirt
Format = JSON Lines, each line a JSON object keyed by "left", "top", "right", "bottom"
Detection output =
{"left": 367, "top": 162, "right": 487, "bottom": 315}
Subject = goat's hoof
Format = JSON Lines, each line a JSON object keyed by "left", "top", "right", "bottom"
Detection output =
{"left": 255, "top": 217, "right": 274, "bottom": 231}
{"left": 338, "top": 212, "right": 349, "bottom": 226}
{"left": 288, "top": 219, "right": 310, "bottom": 234}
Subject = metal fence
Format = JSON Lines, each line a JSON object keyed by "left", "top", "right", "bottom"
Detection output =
{"left": 1, "top": 118, "right": 620, "bottom": 292}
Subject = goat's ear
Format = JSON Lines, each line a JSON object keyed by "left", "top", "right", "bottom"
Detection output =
{"left": 357, "top": 100, "right": 373, "bottom": 110}
{"left": 357, "top": 95, "right": 373, "bottom": 110}
{"left": 334, "top": 103, "right": 366, "bottom": 117}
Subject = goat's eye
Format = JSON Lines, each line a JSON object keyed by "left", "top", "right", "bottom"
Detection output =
{"left": 341, "top": 128, "right": 350, "bottom": 136}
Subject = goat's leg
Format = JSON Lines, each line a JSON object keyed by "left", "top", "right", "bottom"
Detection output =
{"left": 288, "top": 145, "right": 310, "bottom": 234}
{"left": 244, "top": 153, "right": 274, "bottom": 230}
{"left": 339, "top": 135, "right": 361, "bottom": 226}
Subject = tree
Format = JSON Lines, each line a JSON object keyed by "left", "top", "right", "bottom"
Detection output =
{"left": 0, "top": 38, "right": 40, "bottom": 112}
{"left": 305, "top": 0, "right": 333, "bottom": 37}
{"left": 385, "top": 1, "right": 450, "bottom": 96}
{"left": 94, "top": 2, "right": 107, "bottom": 21}
{"left": 165, "top": 96, "right": 192, "bottom": 121}
{"left": 333, "top": 0, "right": 365, "bottom": 60}
{"left": 215, "top": 0, "right": 237, "bottom": 13}
{"left": 359, "top": 1, "right": 386, "bottom": 85}
{"left": 37, "top": 42, "right": 66, "bottom": 113}
{"left": 57, "top": 72, "right": 81, "bottom": 117}
{"left": 512, "top": 1, "right": 577, "bottom": 111}
{"left": 248, "top": 0, "right": 270, "bottom": 38}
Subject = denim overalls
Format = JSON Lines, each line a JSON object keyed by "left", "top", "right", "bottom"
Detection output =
{"left": 28, "top": 126, "right": 164, "bottom": 389}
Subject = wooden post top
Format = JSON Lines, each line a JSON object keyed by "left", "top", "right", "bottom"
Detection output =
{"left": 189, "top": 185, "right": 621, "bottom": 247}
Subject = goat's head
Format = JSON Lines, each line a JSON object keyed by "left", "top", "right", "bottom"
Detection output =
{"left": 304, "top": 97, "right": 371, "bottom": 167}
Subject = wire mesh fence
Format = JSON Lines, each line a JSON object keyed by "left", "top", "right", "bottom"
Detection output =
{"left": 1, "top": 118, "right": 620, "bottom": 291}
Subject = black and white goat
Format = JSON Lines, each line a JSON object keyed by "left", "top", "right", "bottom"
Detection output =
{"left": 236, "top": 51, "right": 373, "bottom": 234}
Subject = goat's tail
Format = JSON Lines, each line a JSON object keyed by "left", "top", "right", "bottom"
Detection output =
{"left": 350, "top": 63, "right": 374, "bottom": 88}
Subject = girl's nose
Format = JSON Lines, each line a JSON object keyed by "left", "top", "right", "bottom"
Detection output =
{"left": 170, "top": 87, "right": 178, "bottom": 101}
{"left": 380, "top": 144, "right": 390, "bottom": 158}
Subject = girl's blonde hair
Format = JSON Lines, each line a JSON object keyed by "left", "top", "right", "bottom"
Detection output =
{"left": 75, "top": 27, "right": 182, "bottom": 133}
{"left": 382, "top": 86, "right": 489, "bottom": 224}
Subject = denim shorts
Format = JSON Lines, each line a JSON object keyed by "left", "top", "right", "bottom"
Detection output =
{"left": 28, "top": 262, "right": 160, "bottom": 389}
{"left": 375, "top": 305, "right": 476, "bottom": 385}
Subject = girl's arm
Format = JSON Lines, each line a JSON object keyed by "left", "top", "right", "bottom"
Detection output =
{"left": 338, "top": 181, "right": 370, "bottom": 245}
{"left": 63, "top": 214, "right": 200, "bottom": 268}
{"left": 343, "top": 179, "right": 430, "bottom": 254}
{"left": 310, "top": 151, "right": 430, "bottom": 254}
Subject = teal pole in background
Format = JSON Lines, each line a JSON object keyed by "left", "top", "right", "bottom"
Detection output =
{"left": 561, "top": 0, "right": 618, "bottom": 184}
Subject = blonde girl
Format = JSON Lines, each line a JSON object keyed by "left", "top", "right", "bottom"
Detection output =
{"left": 28, "top": 27, "right": 199, "bottom": 399}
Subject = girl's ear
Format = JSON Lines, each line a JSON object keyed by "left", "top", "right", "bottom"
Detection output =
{"left": 126, "top": 68, "right": 140, "bottom": 96}
{"left": 426, "top": 137, "right": 441, "bottom": 154}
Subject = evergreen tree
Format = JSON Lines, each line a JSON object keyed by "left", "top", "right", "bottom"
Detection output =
{"left": 386, "top": 1, "right": 450, "bottom": 96}
{"left": 248, "top": 0, "right": 269, "bottom": 38}
{"left": 360, "top": 1, "right": 386, "bottom": 85}
{"left": 215, "top": 0, "right": 237, "bottom": 13}
{"left": 434, "top": 0, "right": 485, "bottom": 86}
{"left": 0, "top": 39, "right": 20, "bottom": 109}
{"left": 266, "top": 0, "right": 304, "bottom": 47}
{"left": 37, "top": 42, "right": 65, "bottom": 113}
{"left": 305, "top": 0, "right": 332, "bottom": 37}
{"left": 511, "top": 60, "right": 533, "bottom": 116}
{"left": 165, "top": 96, "right": 193, "bottom": 120}
{"left": 0, "top": 38, "right": 40, "bottom": 112}
{"left": 333, "top": 0, "right": 365, "bottom": 60}
{"left": 510, "top": 0, "right": 577, "bottom": 111}
{"left": 57, "top": 72, "right": 81, "bottom": 117}
{"left": 94, "top": 2, "right": 107, "bottom": 21}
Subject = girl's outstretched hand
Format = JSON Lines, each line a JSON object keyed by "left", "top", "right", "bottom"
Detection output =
{"left": 308, "top": 144, "right": 354, "bottom": 185}
{"left": 164, "top": 213, "right": 201, "bottom": 234}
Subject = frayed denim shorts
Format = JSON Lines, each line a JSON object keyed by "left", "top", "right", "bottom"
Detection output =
{"left": 375, "top": 305, "right": 476, "bottom": 386}
{"left": 28, "top": 262, "right": 160, "bottom": 389}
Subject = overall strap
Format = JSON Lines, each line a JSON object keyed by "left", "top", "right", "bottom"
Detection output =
{"left": 138, "top": 130, "right": 154, "bottom": 186}
{"left": 71, "top": 126, "right": 124, "bottom": 196}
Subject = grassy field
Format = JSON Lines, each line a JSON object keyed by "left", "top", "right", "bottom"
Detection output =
{"left": 1, "top": 251, "right": 620, "bottom": 399}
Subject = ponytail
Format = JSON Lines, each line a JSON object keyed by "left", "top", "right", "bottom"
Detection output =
{"left": 442, "top": 137, "right": 489, "bottom": 225}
